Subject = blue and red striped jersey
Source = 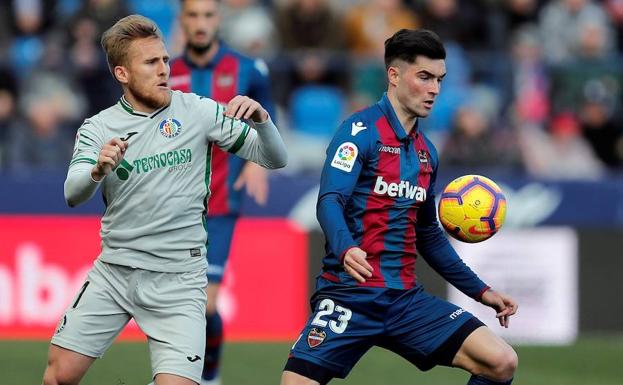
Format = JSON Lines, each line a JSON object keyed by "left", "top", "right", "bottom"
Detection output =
{"left": 317, "top": 94, "right": 489, "bottom": 298}
{"left": 169, "top": 42, "right": 275, "bottom": 216}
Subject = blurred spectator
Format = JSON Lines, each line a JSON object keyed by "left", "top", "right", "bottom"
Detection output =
{"left": 578, "top": 84, "right": 623, "bottom": 167}
{"left": 272, "top": 0, "right": 347, "bottom": 106}
{"left": 488, "top": 0, "right": 546, "bottom": 50}
{"left": 604, "top": 0, "right": 623, "bottom": 52}
{"left": 440, "top": 86, "right": 524, "bottom": 171}
{"left": 0, "top": 67, "right": 19, "bottom": 170}
{"left": 344, "top": 0, "right": 419, "bottom": 59}
{"left": 220, "top": 0, "right": 277, "bottom": 58}
{"left": 69, "top": 0, "right": 130, "bottom": 36}
{"left": 518, "top": 113, "right": 604, "bottom": 179}
{"left": 548, "top": 18, "right": 623, "bottom": 114}
{"left": 65, "top": 7, "right": 120, "bottom": 115}
{"left": 413, "top": 0, "right": 491, "bottom": 50}
{"left": 509, "top": 24, "right": 549, "bottom": 126}
{"left": 6, "top": 71, "right": 85, "bottom": 171}
{"left": 8, "top": 0, "right": 60, "bottom": 74}
{"left": 538, "top": 0, "right": 615, "bottom": 64}
{"left": 344, "top": 0, "right": 419, "bottom": 108}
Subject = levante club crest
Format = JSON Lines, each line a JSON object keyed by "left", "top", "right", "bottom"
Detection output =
{"left": 307, "top": 328, "right": 326, "bottom": 348}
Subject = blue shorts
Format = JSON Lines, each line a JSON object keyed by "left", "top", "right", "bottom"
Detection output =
{"left": 287, "top": 278, "right": 484, "bottom": 380}
{"left": 205, "top": 215, "right": 238, "bottom": 283}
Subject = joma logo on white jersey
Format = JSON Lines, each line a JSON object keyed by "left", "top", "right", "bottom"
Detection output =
{"left": 373, "top": 176, "right": 426, "bottom": 201}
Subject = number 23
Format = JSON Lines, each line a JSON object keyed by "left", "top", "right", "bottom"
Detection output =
{"left": 311, "top": 298, "right": 352, "bottom": 334}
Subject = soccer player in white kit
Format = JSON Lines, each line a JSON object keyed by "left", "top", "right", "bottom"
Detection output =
{"left": 41, "top": 14, "right": 287, "bottom": 385}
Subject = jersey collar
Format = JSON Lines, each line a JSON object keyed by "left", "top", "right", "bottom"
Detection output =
{"left": 118, "top": 95, "right": 169, "bottom": 119}
{"left": 376, "top": 93, "right": 419, "bottom": 141}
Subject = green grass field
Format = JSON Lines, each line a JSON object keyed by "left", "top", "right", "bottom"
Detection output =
{"left": 2, "top": 336, "right": 622, "bottom": 385}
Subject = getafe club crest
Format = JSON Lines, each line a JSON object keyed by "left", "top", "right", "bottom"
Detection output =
{"left": 159, "top": 118, "right": 182, "bottom": 138}
{"left": 307, "top": 328, "right": 326, "bottom": 348}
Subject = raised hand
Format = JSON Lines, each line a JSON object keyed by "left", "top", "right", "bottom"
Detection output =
{"left": 92, "top": 138, "right": 128, "bottom": 181}
{"left": 224, "top": 95, "right": 269, "bottom": 123}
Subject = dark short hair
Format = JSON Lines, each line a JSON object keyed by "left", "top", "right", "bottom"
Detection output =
{"left": 384, "top": 29, "right": 446, "bottom": 69}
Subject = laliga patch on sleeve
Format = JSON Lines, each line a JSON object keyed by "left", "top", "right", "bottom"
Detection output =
{"left": 331, "top": 142, "right": 358, "bottom": 172}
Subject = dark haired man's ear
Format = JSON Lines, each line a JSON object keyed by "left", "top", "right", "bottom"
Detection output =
{"left": 387, "top": 66, "right": 400, "bottom": 87}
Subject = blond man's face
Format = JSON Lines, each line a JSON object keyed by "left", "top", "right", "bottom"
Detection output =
{"left": 117, "top": 37, "right": 171, "bottom": 110}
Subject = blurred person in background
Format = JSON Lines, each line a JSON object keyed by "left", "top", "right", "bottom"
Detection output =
{"left": 65, "top": 0, "right": 130, "bottom": 116}
{"left": 412, "top": 0, "right": 491, "bottom": 50}
{"left": 518, "top": 112, "right": 604, "bottom": 179}
{"left": 440, "top": 87, "right": 524, "bottom": 171}
{"left": 509, "top": 24, "right": 549, "bottom": 127}
{"left": 578, "top": 83, "right": 623, "bottom": 168}
{"left": 170, "top": 1, "right": 277, "bottom": 384}
{"left": 218, "top": 0, "right": 277, "bottom": 58}
{"left": 344, "top": 0, "right": 419, "bottom": 108}
{"left": 281, "top": 29, "right": 518, "bottom": 385}
{"left": 272, "top": 0, "right": 347, "bottom": 106}
{"left": 538, "top": 0, "right": 615, "bottom": 65}
{"left": 7, "top": 0, "right": 59, "bottom": 75}
{"left": 0, "top": 67, "right": 18, "bottom": 170}
{"left": 548, "top": 18, "right": 623, "bottom": 114}
{"left": 6, "top": 71, "right": 84, "bottom": 171}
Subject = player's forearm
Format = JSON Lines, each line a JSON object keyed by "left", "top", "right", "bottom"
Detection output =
{"left": 416, "top": 226, "right": 489, "bottom": 299}
{"left": 317, "top": 193, "right": 357, "bottom": 258}
{"left": 240, "top": 118, "right": 288, "bottom": 169}
{"left": 64, "top": 166, "right": 101, "bottom": 207}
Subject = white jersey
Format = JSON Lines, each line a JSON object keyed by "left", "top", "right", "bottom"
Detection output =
{"left": 66, "top": 90, "right": 286, "bottom": 272}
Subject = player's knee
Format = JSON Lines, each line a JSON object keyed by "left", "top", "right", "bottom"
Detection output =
{"left": 205, "top": 300, "right": 218, "bottom": 315}
{"left": 42, "top": 364, "right": 79, "bottom": 385}
{"left": 489, "top": 347, "right": 518, "bottom": 381}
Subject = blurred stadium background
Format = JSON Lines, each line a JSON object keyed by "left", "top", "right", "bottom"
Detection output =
{"left": 1, "top": 0, "right": 623, "bottom": 384}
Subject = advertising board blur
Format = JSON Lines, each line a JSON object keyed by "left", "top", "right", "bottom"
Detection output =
{"left": 0, "top": 216, "right": 308, "bottom": 341}
{"left": 448, "top": 228, "right": 578, "bottom": 345}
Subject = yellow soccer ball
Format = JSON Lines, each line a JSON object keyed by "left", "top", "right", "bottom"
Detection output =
{"left": 438, "top": 175, "right": 507, "bottom": 243}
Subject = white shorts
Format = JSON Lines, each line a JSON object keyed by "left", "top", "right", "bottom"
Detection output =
{"left": 51, "top": 260, "right": 208, "bottom": 383}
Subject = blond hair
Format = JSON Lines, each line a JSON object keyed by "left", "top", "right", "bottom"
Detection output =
{"left": 101, "top": 14, "right": 163, "bottom": 74}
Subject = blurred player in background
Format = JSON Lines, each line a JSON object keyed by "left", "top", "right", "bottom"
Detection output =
{"left": 280, "top": 29, "right": 518, "bottom": 385}
{"left": 42, "top": 14, "right": 286, "bottom": 385}
{"left": 170, "top": 1, "right": 277, "bottom": 384}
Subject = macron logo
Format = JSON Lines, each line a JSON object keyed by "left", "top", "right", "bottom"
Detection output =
{"left": 351, "top": 122, "right": 367, "bottom": 136}
{"left": 373, "top": 176, "right": 427, "bottom": 202}
{"left": 450, "top": 308, "right": 466, "bottom": 320}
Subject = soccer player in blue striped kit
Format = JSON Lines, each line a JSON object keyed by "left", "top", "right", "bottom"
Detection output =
{"left": 281, "top": 29, "right": 519, "bottom": 385}
{"left": 169, "top": 1, "right": 276, "bottom": 384}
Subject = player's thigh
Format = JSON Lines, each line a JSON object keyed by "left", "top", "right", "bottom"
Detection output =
{"left": 205, "top": 215, "right": 237, "bottom": 284}
{"left": 154, "top": 372, "right": 199, "bottom": 385}
{"left": 43, "top": 344, "right": 96, "bottom": 385}
{"left": 452, "top": 326, "right": 518, "bottom": 378}
{"left": 383, "top": 288, "right": 483, "bottom": 371}
{"left": 51, "top": 260, "right": 133, "bottom": 358}
{"left": 135, "top": 268, "right": 208, "bottom": 384}
{"left": 287, "top": 290, "right": 379, "bottom": 380}
{"left": 281, "top": 370, "right": 321, "bottom": 385}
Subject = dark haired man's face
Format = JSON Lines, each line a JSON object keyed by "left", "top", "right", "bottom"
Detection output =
{"left": 391, "top": 56, "right": 446, "bottom": 118}
{"left": 180, "top": 0, "right": 220, "bottom": 53}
